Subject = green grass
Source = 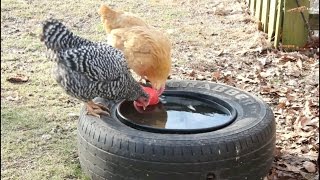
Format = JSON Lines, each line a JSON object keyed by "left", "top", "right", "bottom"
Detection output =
{"left": 1, "top": 106, "right": 87, "bottom": 179}
{"left": 0, "top": 0, "right": 185, "bottom": 179}
{"left": 0, "top": 0, "right": 103, "bottom": 179}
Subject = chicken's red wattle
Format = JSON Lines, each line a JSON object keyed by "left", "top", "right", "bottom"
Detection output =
{"left": 144, "top": 86, "right": 160, "bottom": 105}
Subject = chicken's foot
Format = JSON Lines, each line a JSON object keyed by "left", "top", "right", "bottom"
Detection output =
{"left": 86, "top": 101, "right": 110, "bottom": 118}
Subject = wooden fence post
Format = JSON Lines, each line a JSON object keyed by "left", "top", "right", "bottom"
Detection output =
{"left": 281, "top": 0, "right": 310, "bottom": 48}
{"left": 267, "top": 0, "right": 278, "bottom": 42}
{"left": 255, "top": 0, "right": 263, "bottom": 20}
{"left": 261, "top": 0, "right": 271, "bottom": 32}
{"left": 250, "top": 0, "right": 256, "bottom": 15}
{"left": 274, "top": 0, "right": 284, "bottom": 47}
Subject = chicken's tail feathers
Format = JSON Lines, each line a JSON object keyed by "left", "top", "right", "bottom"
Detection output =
{"left": 41, "top": 18, "right": 94, "bottom": 51}
{"left": 40, "top": 18, "right": 73, "bottom": 51}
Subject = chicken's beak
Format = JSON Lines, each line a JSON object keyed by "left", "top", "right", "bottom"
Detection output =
{"left": 143, "top": 101, "right": 150, "bottom": 110}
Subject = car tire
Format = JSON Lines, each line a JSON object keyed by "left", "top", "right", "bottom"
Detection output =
{"left": 77, "top": 80, "right": 276, "bottom": 180}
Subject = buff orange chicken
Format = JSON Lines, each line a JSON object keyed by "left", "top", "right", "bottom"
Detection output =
{"left": 98, "top": 4, "right": 172, "bottom": 95}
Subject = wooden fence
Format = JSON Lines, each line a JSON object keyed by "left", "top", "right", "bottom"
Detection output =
{"left": 245, "top": 0, "right": 319, "bottom": 49}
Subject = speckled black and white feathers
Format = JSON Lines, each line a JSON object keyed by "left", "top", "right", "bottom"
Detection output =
{"left": 41, "top": 19, "right": 94, "bottom": 51}
{"left": 41, "top": 19, "right": 148, "bottom": 102}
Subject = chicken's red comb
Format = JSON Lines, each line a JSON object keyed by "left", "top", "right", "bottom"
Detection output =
{"left": 142, "top": 86, "right": 159, "bottom": 105}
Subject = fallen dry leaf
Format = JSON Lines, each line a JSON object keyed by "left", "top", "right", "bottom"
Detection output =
{"left": 299, "top": 115, "right": 311, "bottom": 127}
{"left": 6, "top": 74, "right": 29, "bottom": 83}
{"left": 277, "top": 102, "right": 286, "bottom": 109}
{"left": 274, "top": 147, "right": 282, "bottom": 159}
{"left": 302, "top": 161, "right": 317, "bottom": 173}
{"left": 212, "top": 71, "right": 221, "bottom": 80}
{"left": 189, "top": 70, "right": 196, "bottom": 77}
{"left": 260, "top": 86, "right": 272, "bottom": 94}
{"left": 274, "top": 161, "right": 301, "bottom": 175}
{"left": 281, "top": 55, "right": 297, "bottom": 62}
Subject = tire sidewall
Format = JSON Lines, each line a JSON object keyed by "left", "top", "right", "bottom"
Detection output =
{"left": 83, "top": 80, "right": 273, "bottom": 143}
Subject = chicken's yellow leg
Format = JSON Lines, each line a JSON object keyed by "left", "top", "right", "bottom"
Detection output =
{"left": 86, "top": 101, "right": 110, "bottom": 118}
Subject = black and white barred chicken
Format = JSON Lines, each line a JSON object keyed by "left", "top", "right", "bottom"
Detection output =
{"left": 40, "top": 19, "right": 150, "bottom": 118}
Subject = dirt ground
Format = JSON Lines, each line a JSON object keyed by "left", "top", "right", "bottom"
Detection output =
{"left": 1, "top": 0, "right": 319, "bottom": 179}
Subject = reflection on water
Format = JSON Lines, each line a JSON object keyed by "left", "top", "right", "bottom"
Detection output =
{"left": 119, "top": 95, "right": 232, "bottom": 130}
